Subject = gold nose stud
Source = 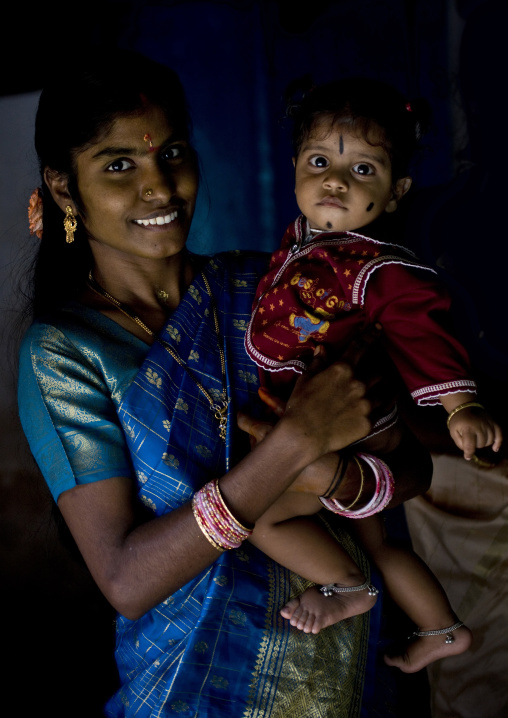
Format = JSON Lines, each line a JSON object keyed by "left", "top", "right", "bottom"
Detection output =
{"left": 145, "top": 188, "right": 153, "bottom": 197}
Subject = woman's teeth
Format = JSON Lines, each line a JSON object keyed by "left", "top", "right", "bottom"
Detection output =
{"left": 134, "top": 211, "right": 178, "bottom": 226}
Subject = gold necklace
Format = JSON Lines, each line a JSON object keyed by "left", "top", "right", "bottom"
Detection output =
{"left": 87, "top": 270, "right": 229, "bottom": 441}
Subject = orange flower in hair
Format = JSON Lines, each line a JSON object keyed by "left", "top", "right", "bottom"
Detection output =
{"left": 28, "top": 187, "right": 43, "bottom": 239}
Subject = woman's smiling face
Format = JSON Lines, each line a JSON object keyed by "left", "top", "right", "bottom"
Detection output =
{"left": 73, "top": 104, "right": 198, "bottom": 263}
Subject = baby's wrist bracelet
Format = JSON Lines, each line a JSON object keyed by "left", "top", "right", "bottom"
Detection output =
{"left": 446, "top": 401, "right": 485, "bottom": 430}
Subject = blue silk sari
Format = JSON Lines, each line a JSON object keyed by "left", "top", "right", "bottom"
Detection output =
{"left": 18, "top": 251, "right": 371, "bottom": 717}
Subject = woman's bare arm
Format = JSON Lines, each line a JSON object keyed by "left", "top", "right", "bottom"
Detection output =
{"left": 58, "top": 350, "right": 372, "bottom": 620}
{"left": 241, "top": 366, "right": 432, "bottom": 512}
{"left": 239, "top": 416, "right": 432, "bottom": 509}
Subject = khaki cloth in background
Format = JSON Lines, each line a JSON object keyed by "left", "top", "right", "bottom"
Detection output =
{"left": 405, "top": 454, "right": 508, "bottom": 718}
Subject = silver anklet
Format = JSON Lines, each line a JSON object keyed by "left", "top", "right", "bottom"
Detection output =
{"left": 413, "top": 621, "right": 464, "bottom": 644}
{"left": 320, "top": 580, "right": 379, "bottom": 597}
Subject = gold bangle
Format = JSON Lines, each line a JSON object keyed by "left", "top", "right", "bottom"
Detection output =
{"left": 339, "top": 455, "right": 365, "bottom": 511}
{"left": 446, "top": 401, "right": 485, "bottom": 430}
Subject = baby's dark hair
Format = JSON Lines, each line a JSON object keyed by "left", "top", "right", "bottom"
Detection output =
{"left": 286, "top": 76, "right": 431, "bottom": 180}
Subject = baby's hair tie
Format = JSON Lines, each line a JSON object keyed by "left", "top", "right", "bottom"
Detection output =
{"left": 405, "top": 100, "right": 423, "bottom": 140}
{"left": 285, "top": 102, "right": 303, "bottom": 119}
{"left": 284, "top": 74, "right": 315, "bottom": 117}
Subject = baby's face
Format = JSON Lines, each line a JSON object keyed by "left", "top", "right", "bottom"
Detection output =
{"left": 293, "top": 119, "right": 409, "bottom": 233}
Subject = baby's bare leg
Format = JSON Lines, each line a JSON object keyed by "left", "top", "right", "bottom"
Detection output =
{"left": 250, "top": 492, "right": 377, "bottom": 634}
{"left": 353, "top": 515, "right": 472, "bottom": 672}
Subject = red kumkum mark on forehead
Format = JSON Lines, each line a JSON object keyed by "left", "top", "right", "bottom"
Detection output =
{"left": 143, "top": 133, "right": 158, "bottom": 152}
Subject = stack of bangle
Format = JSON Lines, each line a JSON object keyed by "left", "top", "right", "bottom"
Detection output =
{"left": 192, "top": 479, "right": 253, "bottom": 551}
{"left": 318, "top": 452, "right": 394, "bottom": 519}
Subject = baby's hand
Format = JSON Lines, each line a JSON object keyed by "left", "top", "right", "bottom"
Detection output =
{"left": 447, "top": 406, "right": 503, "bottom": 461}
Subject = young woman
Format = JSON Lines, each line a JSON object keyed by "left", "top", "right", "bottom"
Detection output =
{"left": 19, "top": 47, "right": 431, "bottom": 716}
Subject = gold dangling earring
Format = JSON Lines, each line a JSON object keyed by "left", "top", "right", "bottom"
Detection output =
{"left": 64, "top": 205, "right": 77, "bottom": 244}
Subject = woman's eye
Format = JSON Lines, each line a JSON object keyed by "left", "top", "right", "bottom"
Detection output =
{"left": 352, "top": 163, "right": 374, "bottom": 176}
{"left": 162, "top": 145, "right": 184, "bottom": 161}
{"left": 107, "top": 159, "right": 132, "bottom": 172}
{"left": 309, "top": 156, "right": 329, "bottom": 168}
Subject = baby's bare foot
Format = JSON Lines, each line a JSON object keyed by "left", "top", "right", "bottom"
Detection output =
{"left": 384, "top": 624, "right": 472, "bottom": 673}
{"left": 280, "top": 584, "right": 378, "bottom": 634}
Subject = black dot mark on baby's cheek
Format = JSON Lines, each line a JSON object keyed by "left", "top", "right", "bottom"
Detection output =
{"left": 366, "top": 202, "right": 374, "bottom": 212}
{"left": 339, "top": 135, "right": 344, "bottom": 154}
{"left": 326, "top": 222, "right": 332, "bottom": 229}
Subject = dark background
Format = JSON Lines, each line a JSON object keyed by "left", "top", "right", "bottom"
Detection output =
{"left": 1, "top": 1, "right": 507, "bottom": 715}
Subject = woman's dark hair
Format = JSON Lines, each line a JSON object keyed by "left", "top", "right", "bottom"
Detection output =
{"left": 286, "top": 76, "right": 431, "bottom": 181}
{"left": 29, "top": 46, "right": 191, "bottom": 317}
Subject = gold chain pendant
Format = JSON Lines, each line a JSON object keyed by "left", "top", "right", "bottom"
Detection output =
{"left": 213, "top": 399, "right": 229, "bottom": 441}
{"left": 87, "top": 269, "right": 229, "bottom": 440}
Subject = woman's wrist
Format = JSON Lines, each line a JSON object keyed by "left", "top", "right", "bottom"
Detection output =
{"left": 321, "top": 453, "right": 349, "bottom": 499}
{"left": 192, "top": 479, "right": 254, "bottom": 551}
{"left": 220, "top": 417, "right": 327, "bottom": 525}
{"left": 346, "top": 428, "right": 432, "bottom": 508}
{"left": 272, "top": 413, "right": 329, "bottom": 470}
{"left": 319, "top": 453, "right": 395, "bottom": 518}
{"left": 328, "top": 452, "right": 376, "bottom": 508}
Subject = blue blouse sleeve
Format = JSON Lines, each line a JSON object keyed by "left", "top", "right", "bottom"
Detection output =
{"left": 18, "top": 319, "right": 137, "bottom": 502}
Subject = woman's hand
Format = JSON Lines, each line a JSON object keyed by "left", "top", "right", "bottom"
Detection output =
{"left": 240, "top": 322, "right": 385, "bottom": 446}
{"left": 237, "top": 409, "right": 342, "bottom": 496}
{"left": 276, "top": 325, "right": 389, "bottom": 457}
{"left": 284, "top": 350, "right": 370, "bottom": 456}
{"left": 238, "top": 319, "right": 432, "bottom": 510}
{"left": 238, "top": 325, "right": 385, "bottom": 493}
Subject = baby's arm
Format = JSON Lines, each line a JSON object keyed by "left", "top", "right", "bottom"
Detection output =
{"left": 441, "top": 392, "right": 503, "bottom": 460}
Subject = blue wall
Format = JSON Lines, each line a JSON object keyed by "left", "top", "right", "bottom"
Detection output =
{"left": 119, "top": 1, "right": 455, "bottom": 255}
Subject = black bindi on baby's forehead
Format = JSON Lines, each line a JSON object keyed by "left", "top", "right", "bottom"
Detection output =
{"left": 366, "top": 202, "right": 374, "bottom": 212}
{"left": 326, "top": 221, "right": 333, "bottom": 228}
{"left": 339, "top": 135, "right": 344, "bottom": 154}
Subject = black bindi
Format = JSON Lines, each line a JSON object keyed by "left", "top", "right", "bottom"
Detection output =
{"left": 366, "top": 202, "right": 374, "bottom": 212}
{"left": 339, "top": 135, "right": 344, "bottom": 154}
{"left": 326, "top": 221, "right": 333, "bottom": 229}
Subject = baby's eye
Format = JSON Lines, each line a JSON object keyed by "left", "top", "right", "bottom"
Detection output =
{"left": 352, "top": 163, "right": 374, "bottom": 176}
{"left": 309, "top": 156, "right": 329, "bottom": 168}
{"left": 107, "top": 159, "right": 133, "bottom": 172}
